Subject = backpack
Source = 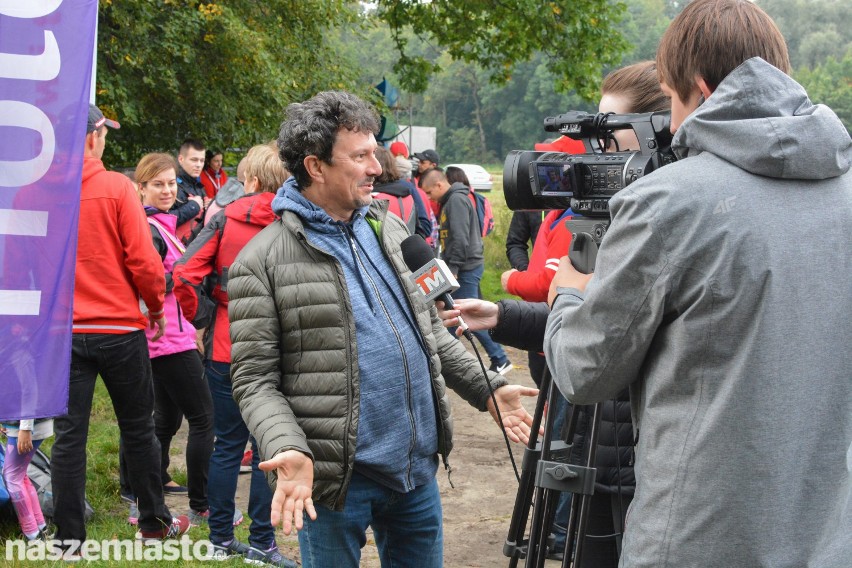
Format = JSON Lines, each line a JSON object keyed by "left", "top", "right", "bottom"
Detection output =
{"left": 468, "top": 190, "right": 495, "bottom": 237}
{"left": 149, "top": 216, "right": 216, "bottom": 329}
{"left": 374, "top": 192, "right": 417, "bottom": 234}
{"left": 27, "top": 448, "right": 95, "bottom": 522}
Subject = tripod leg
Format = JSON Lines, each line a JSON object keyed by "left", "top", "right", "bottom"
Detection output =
{"left": 569, "top": 403, "right": 603, "bottom": 568}
{"left": 505, "top": 369, "right": 551, "bottom": 567}
{"left": 524, "top": 368, "right": 568, "bottom": 568}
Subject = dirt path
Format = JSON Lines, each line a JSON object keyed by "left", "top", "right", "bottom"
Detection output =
{"left": 167, "top": 343, "right": 556, "bottom": 567}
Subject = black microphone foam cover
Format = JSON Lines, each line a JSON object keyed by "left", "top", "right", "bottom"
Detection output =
{"left": 400, "top": 235, "right": 436, "bottom": 272}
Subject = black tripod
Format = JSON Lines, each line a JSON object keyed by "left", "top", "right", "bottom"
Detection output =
{"left": 503, "top": 364, "right": 603, "bottom": 568}
{"left": 503, "top": 226, "right": 627, "bottom": 567}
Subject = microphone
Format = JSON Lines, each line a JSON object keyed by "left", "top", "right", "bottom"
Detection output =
{"left": 400, "top": 235, "right": 469, "bottom": 332}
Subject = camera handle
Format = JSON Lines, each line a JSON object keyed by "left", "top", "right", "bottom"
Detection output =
{"left": 568, "top": 231, "right": 598, "bottom": 275}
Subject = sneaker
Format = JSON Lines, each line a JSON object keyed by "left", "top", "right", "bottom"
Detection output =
{"left": 128, "top": 502, "right": 140, "bottom": 525}
{"left": 188, "top": 509, "right": 209, "bottom": 527}
{"left": 240, "top": 449, "right": 253, "bottom": 473}
{"left": 188, "top": 508, "right": 244, "bottom": 527}
{"left": 245, "top": 545, "right": 297, "bottom": 567}
{"left": 489, "top": 359, "right": 514, "bottom": 375}
{"left": 119, "top": 490, "right": 136, "bottom": 504}
{"left": 136, "top": 515, "right": 191, "bottom": 540}
{"left": 208, "top": 538, "right": 251, "bottom": 561}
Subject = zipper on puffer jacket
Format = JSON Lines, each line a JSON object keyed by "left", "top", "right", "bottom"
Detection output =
{"left": 293, "top": 229, "right": 353, "bottom": 507}
{"left": 371, "top": 212, "right": 453, "bottom": 470}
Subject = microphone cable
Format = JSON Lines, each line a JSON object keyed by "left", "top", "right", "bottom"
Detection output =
{"left": 459, "top": 327, "right": 521, "bottom": 483}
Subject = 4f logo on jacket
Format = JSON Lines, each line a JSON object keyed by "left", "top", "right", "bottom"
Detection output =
{"left": 713, "top": 196, "right": 737, "bottom": 214}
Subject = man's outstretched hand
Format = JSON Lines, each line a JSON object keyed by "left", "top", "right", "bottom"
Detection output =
{"left": 486, "top": 384, "right": 540, "bottom": 445}
{"left": 259, "top": 449, "right": 318, "bottom": 535}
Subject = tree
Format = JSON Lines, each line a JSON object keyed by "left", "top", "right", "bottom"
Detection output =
{"left": 97, "top": 0, "right": 632, "bottom": 167}
{"left": 376, "top": 0, "right": 629, "bottom": 100}
{"left": 97, "top": 0, "right": 364, "bottom": 166}
{"left": 795, "top": 49, "right": 852, "bottom": 133}
{"left": 757, "top": 0, "right": 852, "bottom": 69}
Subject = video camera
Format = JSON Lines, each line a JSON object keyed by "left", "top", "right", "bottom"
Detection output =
{"left": 503, "top": 111, "right": 676, "bottom": 218}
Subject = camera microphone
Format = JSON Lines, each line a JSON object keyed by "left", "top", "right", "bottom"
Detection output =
{"left": 400, "top": 235, "right": 469, "bottom": 332}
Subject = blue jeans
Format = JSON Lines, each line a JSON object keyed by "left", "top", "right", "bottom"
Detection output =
{"left": 205, "top": 361, "right": 275, "bottom": 549}
{"left": 454, "top": 265, "right": 508, "bottom": 365}
{"left": 52, "top": 331, "right": 171, "bottom": 541}
{"left": 298, "top": 471, "right": 443, "bottom": 568}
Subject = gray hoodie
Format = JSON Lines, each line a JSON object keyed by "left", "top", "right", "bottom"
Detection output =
{"left": 438, "top": 182, "right": 483, "bottom": 275}
{"left": 544, "top": 58, "right": 852, "bottom": 567}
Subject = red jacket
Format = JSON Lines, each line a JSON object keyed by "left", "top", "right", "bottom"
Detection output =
{"left": 200, "top": 167, "right": 228, "bottom": 199}
{"left": 173, "top": 192, "right": 277, "bottom": 362}
{"left": 73, "top": 157, "right": 165, "bottom": 333}
{"left": 505, "top": 209, "right": 573, "bottom": 302}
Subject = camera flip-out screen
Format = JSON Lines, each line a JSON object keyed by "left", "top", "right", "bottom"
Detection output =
{"left": 532, "top": 161, "right": 575, "bottom": 197}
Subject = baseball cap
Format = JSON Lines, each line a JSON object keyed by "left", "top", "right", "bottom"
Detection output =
{"left": 389, "top": 141, "right": 409, "bottom": 158}
{"left": 413, "top": 149, "right": 439, "bottom": 164}
{"left": 87, "top": 104, "right": 120, "bottom": 133}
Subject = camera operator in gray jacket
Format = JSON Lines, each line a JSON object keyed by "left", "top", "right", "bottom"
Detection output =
{"left": 227, "top": 90, "right": 537, "bottom": 568}
{"left": 544, "top": 1, "right": 852, "bottom": 567}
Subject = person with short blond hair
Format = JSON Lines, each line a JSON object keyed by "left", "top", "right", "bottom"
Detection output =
{"left": 544, "top": 1, "right": 852, "bottom": 566}
{"left": 172, "top": 143, "right": 295, "bottom": 566}
{"left": 243, "top": 142, "right": 288, "bottom": 193}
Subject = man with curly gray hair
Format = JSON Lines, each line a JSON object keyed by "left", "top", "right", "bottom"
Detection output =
{"left": 227, "top": 90, "right": 538, "bottom": 568}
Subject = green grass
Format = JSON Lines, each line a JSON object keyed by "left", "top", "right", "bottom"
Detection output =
{"left": 480, "top": 171, "right": 516, "bottom": 303}
{"left": 0, "top": 380, "right": 257, "bottom": 567}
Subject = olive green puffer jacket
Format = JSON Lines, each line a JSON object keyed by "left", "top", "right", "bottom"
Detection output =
{"left": 228, "top": 200, "right": 507, "bottom": 510}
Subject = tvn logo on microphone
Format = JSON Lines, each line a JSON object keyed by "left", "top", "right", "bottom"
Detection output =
{"left": 409, "top": 259, "right": 460, "bottom": 302}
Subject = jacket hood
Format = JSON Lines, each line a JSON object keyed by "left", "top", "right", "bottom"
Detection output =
{"left": 271, "top": 177, "right": 370, "bottom": 232}
{"left": 440, "top": 181, "right": 469, "bottom": 205}
{"left": 673, "top": 57, "right": 852, "bottom": 180}
{"left": 82, "top": 156, "right": 105, "bottom": 183}
{"left": 373, "top": 179, "right": 412, "bottom": 198}
{"left": 214, "top": 177, "right": 245, "bottom": 207}
{"left": 225, "top": 191, "right": 277, "bottom": 227}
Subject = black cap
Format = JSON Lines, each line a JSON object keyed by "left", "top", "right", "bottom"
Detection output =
{"left": 413, "top": 149, "right": 439, "bottom": 164}
{"left": 87, "top": 104, "right": 120, "bottom": 133}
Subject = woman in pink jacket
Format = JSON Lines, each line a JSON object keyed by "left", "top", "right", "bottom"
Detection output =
{"left": 120, "top": 153, "right": 215, "bottom": 526}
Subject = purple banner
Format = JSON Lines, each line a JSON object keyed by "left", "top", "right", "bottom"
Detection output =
{"left": 0, "top": 1, "right": 98, "bottom": 420}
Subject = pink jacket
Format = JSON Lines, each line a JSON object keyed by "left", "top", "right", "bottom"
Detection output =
{"left": 145, "top": 210, "right": 198, "bottom": 358}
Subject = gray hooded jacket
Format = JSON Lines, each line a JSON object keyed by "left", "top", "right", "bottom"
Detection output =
{"left": 545, "top": 58, "right": 852, "bottom": 567}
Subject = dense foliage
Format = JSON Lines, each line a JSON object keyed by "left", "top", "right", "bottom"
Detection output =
{"left": 97, "top": 0, "right": 629, "bottom": 166}
{"left": 96, "top": 0, "right": 850, "bottom": 168}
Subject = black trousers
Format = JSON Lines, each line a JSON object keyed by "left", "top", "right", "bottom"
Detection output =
{"left": 120, "top": 349, "right": 213, "bottom": 512}
{"left": 578, "top": 492, "right": 633, "bottom": 568}
{"left": 52, "top": 331, "right": 172, "bottom": 540}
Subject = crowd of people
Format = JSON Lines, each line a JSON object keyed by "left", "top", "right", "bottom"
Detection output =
{"left": 1, "top": 83, "right": 520, "bottom": 568}
{"left": 1, "top": 1, "right": 849, "bottom": 567}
